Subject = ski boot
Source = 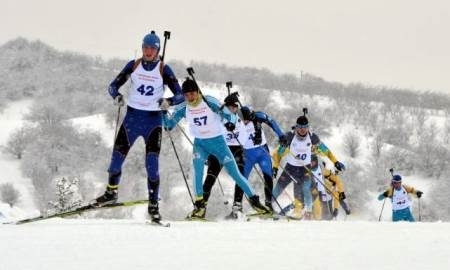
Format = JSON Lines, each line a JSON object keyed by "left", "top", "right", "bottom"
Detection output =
{"left": 148, "top": 201, "right": 161, "bottom": 222}
{"left": 187, "top": 198, "right": 206, "bottom": 220}
{"left": 93, "top": 186, "right": 118, "bottom": 206}
{"left": 248, "top": 195, "right": 271, "bottom": 214}
{"left": 265, "top": 200, "right": 274, "bottom": 214}
{"left": 225, "top": 202, "right": 243, "bottom": 220}
{"left": 290, "top": 199, "right": 304, "bottom": 219}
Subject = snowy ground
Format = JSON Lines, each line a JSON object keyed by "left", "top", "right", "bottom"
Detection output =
{"left": 1, "top": 218, "right": 449, "bottom": 270}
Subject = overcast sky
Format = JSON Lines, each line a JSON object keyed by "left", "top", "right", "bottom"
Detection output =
{"left": 1, "top": 0, "right": 449, "bottom": 94}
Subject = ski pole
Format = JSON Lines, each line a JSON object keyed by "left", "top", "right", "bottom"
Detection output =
{"left": 378, "top": 198, "right": 386, "bottom": 221}
{"left": 161, "top": 31, "right": 171, "bottom": 62}
{"left": 158, "top": 30, "right": 194, "bottom": 206}
{"left": 165, "top": 126, "right": 195, "bottom": 206}
{"left": 215, "top": 176, "right": 229, "bottom": 205}
{"left": 113, "top": 106, "right": 121, "bottom": 144}
{"left": 418, "top": 197, "right": 422, "bottom": 221}
{"left": 378, "top": 168, "right": 395, "bottom": 222}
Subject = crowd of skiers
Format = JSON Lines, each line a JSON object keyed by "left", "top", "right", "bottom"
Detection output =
{"left": 93, "top": 31, "right": 423, "bottom": 223}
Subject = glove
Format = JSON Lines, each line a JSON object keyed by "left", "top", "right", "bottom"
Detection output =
{"left": 416, "top": 191, "right": 423, "bottom": 198}
{"left": 252, "top": 135, "right": 262, "bottom": 145}
{"left": 279, "top": 135, "right": 288, "bottom": 147}
{"left": 383, "top": 191, "right": 389, "bottom": 197}
{"left": 158, "top": 98, "right": 171, "bottom": 110}
{"left": 224, "top": 122, "right": 235, "bottom": 132}
{"left": 334, "top": 161, "right": 345, "bottom": 172}
{"left": 338, "top": 192, "right": 346, "bottom": 201}
{"left": 113, "top": 94, "right": 125, "bottom": 107}
{"left": 272, "top": 167, "right": 278, "bottom": 179}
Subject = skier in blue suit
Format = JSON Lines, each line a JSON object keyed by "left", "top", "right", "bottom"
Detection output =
{"left": 162, "top": 78, "right": 270, "bottom": 219}
{"left": 238, "top": 106, "right": 286, "bottom": 213}
{"left": 94, "top": 31, "right": 184, "bottom": 223}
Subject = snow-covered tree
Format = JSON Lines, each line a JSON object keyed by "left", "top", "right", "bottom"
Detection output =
{"left": 0, "top": 182, "right": 21, "bottom": 207}
{"left": 47, "top": 177, "right": 83, "bottom": 213}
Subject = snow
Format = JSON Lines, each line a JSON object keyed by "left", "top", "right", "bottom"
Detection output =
{"left": 1, "top": 218, "right": 449, "bottom": 270}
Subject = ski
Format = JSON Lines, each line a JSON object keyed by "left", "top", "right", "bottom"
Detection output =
{"left": 146, "top": 220, "right": 171, "bottom": 227}
{"left": 184, "top": 216, "right": 212, "bottom": 222}
{"left": 6, "top": 199, "right": 149, "bottom": 225}
{"left": 246, "top": 212, "right": 277, "bottom": 221}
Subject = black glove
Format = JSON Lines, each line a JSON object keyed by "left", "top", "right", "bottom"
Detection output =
{"left": 113, "top": 94, "right": 125, "bottom": 107}
{"left": 272, "top": 167, "right": 278, "bottom": 179}
{"left": 382, "top": 191, "right": 389, "bottom": 197}
{"left": 416, "top": 191, "right": 423, "bottom": 198}
{"left": 224, "top": 122, "right": 235, "bottom": 132}
{"left": 339, "top": 192, "right": 346, "bottom": 201}
{"left": 279, "top": 135, "right": 288, "bottom": 147}
{"left": 334, "top": 161, "right": 345, "bottom": 172}
{"left": 252, "top": 135, "right": 262, "bottom": 145}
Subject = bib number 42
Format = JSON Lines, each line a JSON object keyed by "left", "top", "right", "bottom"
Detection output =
{"left": 136, "top": 84, "right": 154, "bottom": 96}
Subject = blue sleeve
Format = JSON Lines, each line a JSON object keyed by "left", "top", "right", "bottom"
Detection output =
{"left": 205, "top": 96, "right": 237, "bottom": 124}
{"left": 162, "top": 64, "right": 184, "bottom": 105}
{"left": 254, "top": 111, "right": 284, "bottom": 138}
{"left": 163, "top": 102, "right": 187, "bottom": 130}
{"left": 108, "top": 60, "right": 135, "bottom": 98}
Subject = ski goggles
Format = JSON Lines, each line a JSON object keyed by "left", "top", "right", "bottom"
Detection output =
{"left": 295, "top": 124, "right": 309, "bottom": 129}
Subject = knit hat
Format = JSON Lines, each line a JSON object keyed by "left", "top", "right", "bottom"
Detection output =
{"left": 224, "top": 94, "right": 240, "bottom": 107}
{"left": 181, "top": 78, "right": 199, "bottom": 93}
{"left": 296, "top": 116, "right": 309, "bottom": 127}
{"left": 392, "top": 174, "right": 402, "bottom": 183}
{"left": 142, "top": 31, "right": 160, "bottom": 49}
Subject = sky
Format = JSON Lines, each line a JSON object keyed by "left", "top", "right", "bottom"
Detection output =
{"left": 2, "top": 0, "right": 450, "bottom": 94}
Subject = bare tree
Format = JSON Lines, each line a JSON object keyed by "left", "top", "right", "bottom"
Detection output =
{"left": 0, "top": 183, "right": 21, "bottom": 207}
{"left": 343, "top": 132, "right": 361, "bottom": 158}
{"left": 3, "top": 124, "right": 34, "bottom": 159}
